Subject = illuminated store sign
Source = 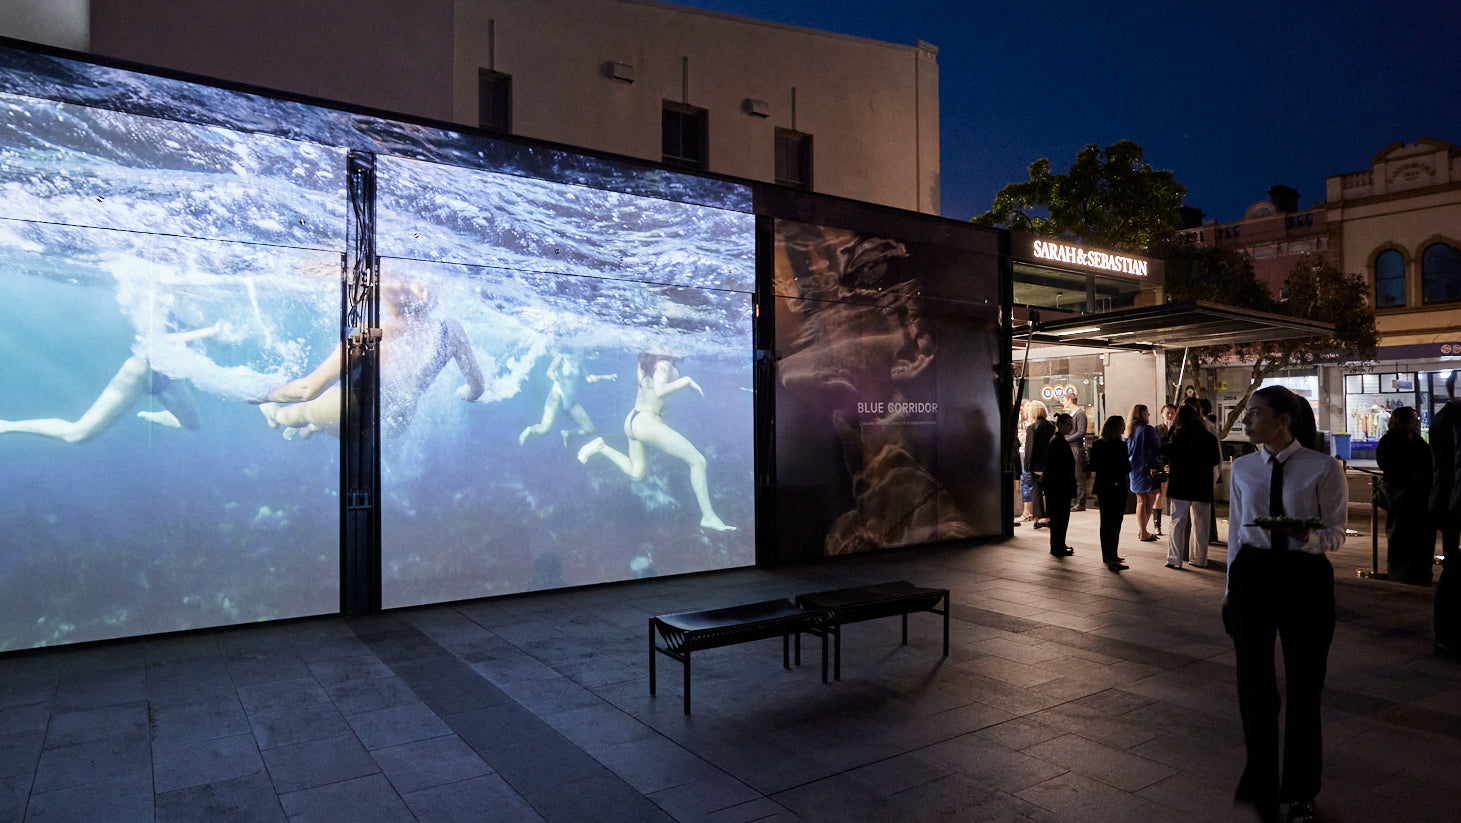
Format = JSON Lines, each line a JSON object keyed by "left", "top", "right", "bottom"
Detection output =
{"left": 1032, "top": 240, "right": 1149, "bottom": 277}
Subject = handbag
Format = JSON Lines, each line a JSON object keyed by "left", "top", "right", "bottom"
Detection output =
{"left": 1146, "top": 464, "right": 1168, "bottom": 483}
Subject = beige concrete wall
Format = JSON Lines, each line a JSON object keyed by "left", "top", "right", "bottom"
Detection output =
{"left": 0, "top": 0, "right": 90, "bottom": 50}
{"left": 1103, "top": 350, "right": 1164, "bottom": 432}
{"left": 20, "top": 0, "right": 938, "bottom": 214}
{"left": 452, "top": 0, "right": 937, "bottom": 212}
{"left": 89, "top": 0, "right": 455, "bottom": 123}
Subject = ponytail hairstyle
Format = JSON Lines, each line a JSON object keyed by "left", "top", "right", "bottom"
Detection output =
{"left": 1253, "top": 385, "right": 1319, "bottom": 451}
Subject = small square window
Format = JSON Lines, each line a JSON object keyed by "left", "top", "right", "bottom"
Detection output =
{"left": 478, "top": 70, "right": 511, "bottom": 133}
{"left": 662, "top": 102, "right": 708, "bottom": 170}
{"left": 774, "top": 129, "right": 813, "bottom": 190}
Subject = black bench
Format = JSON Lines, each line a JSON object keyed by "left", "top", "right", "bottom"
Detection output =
{"left": 649, "top": 598, "right": 830, "bottom": 714}
{"left": 795, "top": 581, "right": 950, "bottom": 680}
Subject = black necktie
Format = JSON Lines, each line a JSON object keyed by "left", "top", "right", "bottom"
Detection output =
{"left": 1270, "top": 455, "right": 1285, "bottom": 518}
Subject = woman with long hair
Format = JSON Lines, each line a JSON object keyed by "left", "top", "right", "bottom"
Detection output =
{"left": 1089, "top": 415, "right": 1131, "bottom": 570}
{"left": 1023, "top": 402, "right": 1055, "bottom": 528}
{"left": 1162, "top": 403, "right": 1221, "bottom": 569}
{"left": 1127, "top": 404, "right": 1163, "bottom": 541}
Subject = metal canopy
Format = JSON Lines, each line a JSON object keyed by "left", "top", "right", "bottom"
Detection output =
{"left": 1014, "top": 300, "right": 1335, "bottom": 351}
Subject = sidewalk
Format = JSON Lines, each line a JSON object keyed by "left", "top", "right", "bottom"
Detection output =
{"left": 1, "top": 504, "right": 1457, "bottom": 822}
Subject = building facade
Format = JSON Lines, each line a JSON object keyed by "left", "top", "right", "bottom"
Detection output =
{"left": 1180, "top": 184, "right": 1328, "bottom": 298}
{"left": 1177, "top": 141, "right": 1461, "bottom": 454}
{"left": 1324, "top": 138, "right": 1461, "bottom": 450}
{"left": 2, "top": 0, "right": 940, "bottom": 214}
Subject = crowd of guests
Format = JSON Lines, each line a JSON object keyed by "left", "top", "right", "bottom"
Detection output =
{"left": 1017, "top": 392, "right": 1225, "bottom": 573}
{"left": 1016, "top": 381, "right": 1461, "bottom": 822}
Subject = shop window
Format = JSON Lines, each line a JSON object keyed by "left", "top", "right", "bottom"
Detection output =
{"left": 662, "top": 102, "right": 708, "bottom": 170}
{"left": 774, "top": 128, "right": 813, "bottom": 190}
{"left": 478, "top": 70, "right": 511, "bottom": 133}
{"left": 1374, "top": 249, "right": 1405, "bottom": 308}
{"left": 1422, "top": 242, "right": 1461, "bottom": 305}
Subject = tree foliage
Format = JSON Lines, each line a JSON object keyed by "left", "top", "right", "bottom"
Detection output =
{"left": 1161, "top": 240, "right": 1379, "bottom": 436}
{"left": 980, "top": 140, "right": 1380, "bottom": 436}
{"left": 972, "top": 140, "right": 1185, "bottom": 252}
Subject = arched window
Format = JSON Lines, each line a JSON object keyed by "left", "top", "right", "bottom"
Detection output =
{"left": 1374, "top": 249, "right": 1406, "bottom": 308}
{"left": 1423, "top": 242, "right": 1461, "bottom": 305}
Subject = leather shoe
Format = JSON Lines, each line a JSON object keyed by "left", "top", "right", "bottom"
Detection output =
{"left": 1165, "top": 563, "right": 1182, "bottom": 569}
{"left": 1106, "top": 561, "right": 1128, "bottom": 571}
{"left": 1286, "top": 800, "right": 1318, "bottom": 822}
{"left": 1051, "top": 548, "right": 1074, "bottom": 557}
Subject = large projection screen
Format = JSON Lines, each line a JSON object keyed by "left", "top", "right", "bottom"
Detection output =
{"left": 0, "top": 84, "right": 343, "bottom": 649}
{"left": 373, "top": 156, "right": 756, "bottom": 608}
{"left": 772, "top": 217, "right": 1003, "bottom": 560}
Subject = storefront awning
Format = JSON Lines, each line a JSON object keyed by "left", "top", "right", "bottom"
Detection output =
{"left": 1014, "top": 300, "right": 1335, "bottom": 351}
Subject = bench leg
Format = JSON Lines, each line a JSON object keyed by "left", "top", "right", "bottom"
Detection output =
{"left": 683, "top": 651, "right": 692, "bottom": 715}
{"left": 901, "top": 613, "right": 909, "bottom": 645}
{"left": 648, "top": 620, "right": 657, "bottom": 695}
{"left": 942, "top": 594, "right": 950, "bottom": 657}
{"left": 821, "top": 629, "right": 828, "bottom": 683}
{"left": 782, "top": 634, "right": 790, "bottom": 669}
{"left": 834, "top": 624, "right": 842, "bottom": 681}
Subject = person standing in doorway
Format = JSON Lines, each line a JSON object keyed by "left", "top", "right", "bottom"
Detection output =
{"left": 1224, "top": 386, "right": 1347, "bottom": 823}
{"left": 1024, "top": 403, "right": 1055, "bottom": 529}
{"left": 1044, "top": 413, "right": 1077, "bottom": 556}
{"left": 1431, "top": 373, "right": 1461, "bottom": 656}
{"left": 1090, "top": 415, "right": 1131, "bottom": 570}
{"left": 1062, "top": 389, "right": 1089, "bottom": 511}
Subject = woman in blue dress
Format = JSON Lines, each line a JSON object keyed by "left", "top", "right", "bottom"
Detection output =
{"left": 1127, "top": 403, "right": 1163, "bottom": 542}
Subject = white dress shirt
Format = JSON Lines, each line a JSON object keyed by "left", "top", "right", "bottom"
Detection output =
{"left": 1227, "top": 439, "right": 1348, "bottom": 575}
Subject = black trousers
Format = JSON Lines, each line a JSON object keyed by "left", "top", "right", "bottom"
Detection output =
{"left": 1045, "top": 495, "right": 1071, "bottom": 554}
{"left": 1223, "top": 549, "right": 1335, "bottom": 807}
{"left": 1096, "top": 492, "right": 1125, "bottom": 562}
{"left": 1436, "top": 515, "right": 1461, "bottom": 647}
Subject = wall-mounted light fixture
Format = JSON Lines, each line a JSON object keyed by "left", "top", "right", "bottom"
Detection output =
{"left": 742, "top": 98, "right": 770, "bottom": 117}
{"left": 603, "top": 61, "right": 635, "bottom": 83}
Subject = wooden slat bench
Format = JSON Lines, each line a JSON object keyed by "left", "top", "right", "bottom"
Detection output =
{"left": 649, "top": 598, "right": 830, "bottom": 714}
{"left": 794, "top": 581, "right": 950, "bottom": 680}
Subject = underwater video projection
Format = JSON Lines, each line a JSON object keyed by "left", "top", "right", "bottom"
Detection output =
{"left": 0, "top": 83, "right": 345, "bottom": 649}
{"left": 0, "top": 39, "right": 758, "bottom": 643}
{"left": 772, "top": 217, "right": 1004, "bottom": 560}
{"left": 369, "top": 156, "right": 756, "bottom": 608}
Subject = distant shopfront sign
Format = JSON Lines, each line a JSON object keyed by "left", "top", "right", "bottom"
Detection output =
{"left": 1376, "top": 342, "right": 1461, "bottom": 360}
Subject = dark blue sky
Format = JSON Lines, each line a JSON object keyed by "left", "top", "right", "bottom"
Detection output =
{"left": 673, "top": 0, "right": 1461, "bottom": 225}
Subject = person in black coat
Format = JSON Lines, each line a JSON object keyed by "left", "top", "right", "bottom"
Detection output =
{"left": 1431, "top": 374, "right": 1461, "bottom": 656}
{"left": 1376, "top": 406, "right": 1435, "bottom": 584}
{"left": 1161, "top": 404, "right": 1221, "bottom": 569}
{"left": 1044, "top": 413, "right": 1076, "bottom": 556}
{"left": 1089, "top": 415, "right": 1131, "bottom": 570}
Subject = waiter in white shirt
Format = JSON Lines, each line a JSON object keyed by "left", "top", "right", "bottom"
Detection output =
{"left": 1223, "top": 385, "right": 1347, "bottom": 823}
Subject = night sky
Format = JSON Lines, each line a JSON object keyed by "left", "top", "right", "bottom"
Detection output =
{"left": 672, "top": 0, "right": 1461, "bottom": 225}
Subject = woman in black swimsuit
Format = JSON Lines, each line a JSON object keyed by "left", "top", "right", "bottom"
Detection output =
{"left": 577, "top": 353, "right": 734, "bottom": 531}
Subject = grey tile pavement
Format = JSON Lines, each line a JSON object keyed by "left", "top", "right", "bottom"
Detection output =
{"left": 0, "top": 501, "right": 1457, "bottom": 821}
